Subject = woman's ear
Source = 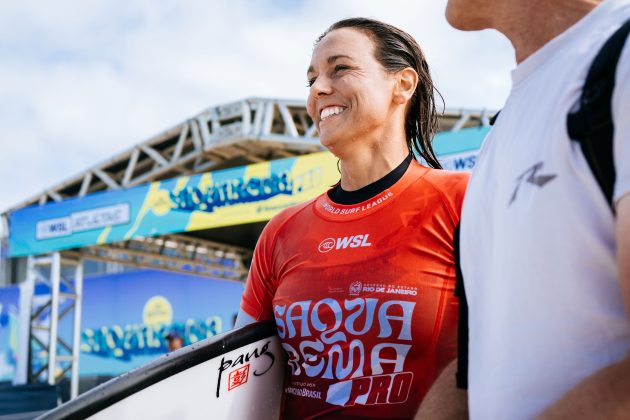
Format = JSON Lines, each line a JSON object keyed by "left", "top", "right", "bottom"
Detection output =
{"left": 394, "top": 67, "right": 418, "bottom": 104}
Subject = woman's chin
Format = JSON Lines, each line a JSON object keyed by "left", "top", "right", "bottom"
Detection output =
{"left": 320, "top": 140, "right": 340, "bottom": 156}
{"left": 319, "top": 136, "right": 335, "bottom": 150}
{"left": 319, "top": 130, "right": 344, "bottom": 146}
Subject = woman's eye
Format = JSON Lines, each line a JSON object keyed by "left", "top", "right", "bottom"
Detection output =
{"left": 306, "top": 65, "right": 350, "bottom": 87}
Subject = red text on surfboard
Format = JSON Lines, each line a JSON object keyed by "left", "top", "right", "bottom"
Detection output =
{"left": 215, "top": 340, "right": 275, "bottom": 397}
{"left": 228, "top": 364, "right": 250, "bottom": 391}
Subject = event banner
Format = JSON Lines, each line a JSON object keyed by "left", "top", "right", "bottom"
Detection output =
{"left": 28, "top": 269, "right": 244, "bottom": 378}
{"left": 433, "top": 126, "right": 488, "bottom": 171}
{"left": 0, "top": 286, "right": 19, "bottom": 382}
{"left": 8, "top": 152, "right": 339, "bottom": 257}
{"left": 8, "top": 127, "right": 488, "bottom": 257}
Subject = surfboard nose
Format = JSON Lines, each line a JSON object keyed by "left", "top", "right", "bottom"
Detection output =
{"left": 37, "top": 320, "right": 284, "bottom": 420}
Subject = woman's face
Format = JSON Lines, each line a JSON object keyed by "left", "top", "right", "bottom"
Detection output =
{"left": 306, "top": 28, "right": 398, "bottom": 154}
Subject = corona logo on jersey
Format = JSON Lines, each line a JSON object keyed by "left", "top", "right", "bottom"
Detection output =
{"left": 318, "top": 234, "right": 372, "bottom": 253}
{"left": 318, "top": 238, "right": 335, "bottom": 253}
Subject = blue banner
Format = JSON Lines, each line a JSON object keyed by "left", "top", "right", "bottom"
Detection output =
{"left": 29, "top": 269, "right": 244, "bottom": 378}
{"left": 0, "top": 286, "right": 20, "bottom": 382}
{"left": 8, "top": 152, "right": 340, "bottom": 257}
{"left": 8, "top": 127, "right": 489, "bottom": 257}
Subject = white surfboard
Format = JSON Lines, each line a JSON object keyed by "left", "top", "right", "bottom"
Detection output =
{"left": 37, "top": 321, "right": 285, "bottom": 420}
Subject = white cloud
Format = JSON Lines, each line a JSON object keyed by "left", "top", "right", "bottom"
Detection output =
{"left": 0, "top": 0, "right": 515, "bottom": 214}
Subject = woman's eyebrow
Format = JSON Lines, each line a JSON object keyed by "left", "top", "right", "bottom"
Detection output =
{"left": 307, "top": 54, "right": 354, "bottom": 75}
{"left": 327, "top": 54, "right": 353, "bottom": 64}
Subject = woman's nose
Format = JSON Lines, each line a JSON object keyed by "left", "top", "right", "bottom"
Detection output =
{"left": 310, "top": 76, "right": 332, "bottom": 98}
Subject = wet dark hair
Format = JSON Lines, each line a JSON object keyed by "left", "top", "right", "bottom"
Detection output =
{"left": 317, "top": 18, "right": 443, "bottom": 169}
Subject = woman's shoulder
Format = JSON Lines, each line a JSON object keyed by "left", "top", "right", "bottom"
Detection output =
{"left": 419, "top": 167, "right": 470, "bottom": 193}
{"left": 263, "top": 195, "right": 320, "bottom": 235}
{"left": 409, "top": 166, "right": 470, "bottom": 217}
{"left": 422, "top": 165, "right": 470, "bottom": 181}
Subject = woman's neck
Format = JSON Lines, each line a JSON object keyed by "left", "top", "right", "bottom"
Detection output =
{"left": 338, "top": 140, "right": 409, "bottom": 191}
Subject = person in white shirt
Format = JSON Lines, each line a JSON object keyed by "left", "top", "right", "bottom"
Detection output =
{"left": 416, "top": 1, "right": 630, "bottom": 419}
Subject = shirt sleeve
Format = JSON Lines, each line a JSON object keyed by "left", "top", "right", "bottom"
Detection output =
{"left": 613, "top": 40, "right": 630, "bottom": 204}
{"left": 240, "top": 219, "right": 279, "bottom": 321}
{"left": 436, "top": 171, "right": 470, "bottom": 225}
{"left": 452, "top": 172, "right": 471, "bottom": 219}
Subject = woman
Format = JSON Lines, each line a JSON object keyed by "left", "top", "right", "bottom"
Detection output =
{"left": 236, "top": 18, "right": 468, "bottom": 419}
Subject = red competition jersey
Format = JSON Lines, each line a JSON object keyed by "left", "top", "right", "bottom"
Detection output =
{"left": 241, "top": 161, "right": 469, "bottom": 419}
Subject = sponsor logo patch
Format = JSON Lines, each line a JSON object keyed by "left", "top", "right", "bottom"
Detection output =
{"left": 321, "top": 191, "right": 394, "bottom": 215}
{"left": 349, "top": 281, "right": 362, "bottom": 296}
{"left": 318, "top": 234, "right": 372, "bottom": 253}
{"left": 326, "top": 372, "right": 414, "bottom": 407}
{"left": 509, "top": 161, "right": 557, "bottom": 206}
{"left": 318, "top": 238, "right": 336, "bottom": 253}
{"left": 285, "top": 386, "right": 322, "bottom": 399}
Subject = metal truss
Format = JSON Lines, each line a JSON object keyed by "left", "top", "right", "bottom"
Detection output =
{"left": 22, "top": 235, "right": 249, "bottom": 394}
{"left": 82, "top": 234, "right": 251, "bottom": 282}
{"left": 9, "top": 98, "right": 493, "bottom": 211}
{"left": 26, "top": 252, "right": 83, "bottom": 399}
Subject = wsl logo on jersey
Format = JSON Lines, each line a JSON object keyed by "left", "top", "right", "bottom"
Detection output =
{"left": 318, "top": 234, "right": 372, "bottom": 253}
{"left": 318, "top": 238, "right": 336, "bottom": 253}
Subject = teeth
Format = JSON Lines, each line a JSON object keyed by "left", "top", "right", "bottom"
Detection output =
{"left": 320, "top": 106, "right": 346, "bottom": 120}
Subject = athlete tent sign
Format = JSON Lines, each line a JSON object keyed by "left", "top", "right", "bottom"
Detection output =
{"left": 8, "top": 152, "right": 339, "bottom": 257}
{"left": 8, "top": 127, "right": 486, "bottom": 257}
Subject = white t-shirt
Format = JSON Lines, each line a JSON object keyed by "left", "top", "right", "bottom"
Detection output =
{"left": 460, "top": 1, "right": 630, "bottom": 419}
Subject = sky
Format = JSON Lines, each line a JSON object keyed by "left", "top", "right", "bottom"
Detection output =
{"left": 0, "top": 0, "right": 515, "bottom": 217}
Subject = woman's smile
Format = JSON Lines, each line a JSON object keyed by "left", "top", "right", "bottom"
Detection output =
{"left": 320, "top": 105, "right": 347, "bottom": 121}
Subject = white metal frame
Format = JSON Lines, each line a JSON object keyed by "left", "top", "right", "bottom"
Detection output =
{"left": 24, "top": 236, "right": 250, "bottom": 397}
{"left": 27, "top": 252, "right": 83, "bottom": 399}
{"left": 82, "top": 234, "right": 251, "bottom": 282}
{"left": 8, "top": 98, "right": 492, "bottom": 212}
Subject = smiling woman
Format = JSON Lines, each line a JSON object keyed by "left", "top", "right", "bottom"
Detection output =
{"left": 235, "top": 17, "right": 469, "bottom": 419}
{"left": 306, "top": 20, "right": 442, "bottom": 178}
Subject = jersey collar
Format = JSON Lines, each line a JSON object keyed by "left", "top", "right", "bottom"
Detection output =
{"left": 313, "top": 160, "right": 429, "bottom": 221}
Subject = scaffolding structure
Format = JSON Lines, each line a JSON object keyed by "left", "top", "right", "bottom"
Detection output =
{"left": 4, "top": 97, "right": 492, "bottom": 398}
{"left": 25, "top": 252, "right": 83, "bottom": 399}
{"left": 82, "top": 234, "right": 251, "bottom": 282}
{"left": 11, "top": 98, "right": 491, "bottom": 210}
